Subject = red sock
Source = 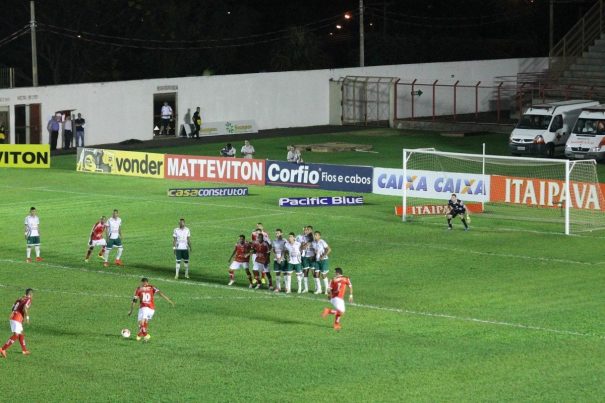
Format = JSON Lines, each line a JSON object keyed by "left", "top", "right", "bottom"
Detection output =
{"left": 229, "top": 272, "right": 234, "bottom": 280}
{"left": 18, "top": 334, "right": 26, "bottom": 351}
{"left": 98, "top": 247, "right": 105, "bottom": 256}
{"left": 2, "top": 334, "right": 18, "bottom": 350}
{"left": 335, "top": 312, "right": 342, "bottom": 324}
{"left": 142, "top": 321, "right": 148, "bottom": 336}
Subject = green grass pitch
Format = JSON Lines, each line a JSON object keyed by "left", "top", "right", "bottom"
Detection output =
{"left": 1, "top": 129, "right": 604, "bottom": 401}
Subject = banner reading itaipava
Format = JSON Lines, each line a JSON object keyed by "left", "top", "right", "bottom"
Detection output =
{"left": 490, "top": 175, "right": 605, "bottom": 211}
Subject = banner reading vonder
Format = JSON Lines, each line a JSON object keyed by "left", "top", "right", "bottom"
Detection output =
{"left": 76, "top": 147, "right": 164, "bottom": 179}
{"left": 164, "top": 154, "right": 266, "bottom": 185}
{"left": 0, "top": 144, "right": 50, "bottom": 168}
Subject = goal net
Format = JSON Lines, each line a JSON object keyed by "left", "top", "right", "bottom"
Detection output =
{"left": 402, "top": 149, "right": 605, "bottom": 235}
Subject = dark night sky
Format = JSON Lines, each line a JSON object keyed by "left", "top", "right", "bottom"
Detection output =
{"left": 0, "top": 0, "right": 596, "bottom": 86}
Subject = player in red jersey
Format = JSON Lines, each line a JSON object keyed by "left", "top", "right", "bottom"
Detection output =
{"left": 252, "top": 233, "right": 273, "bottom": 290}
{"left": 227, "top": 235, "right": 253, "bottom": 286}
{"left": 128, "top": 278, "right": 174, "bottom": 342}
{"left": 85, "top": 216, "right": 107, "bottom": 262}
{"left": 322, "top": 268, "right": 353, "bottom": 331}
{"left": 0, "top": 288, "right": 33, "bottom": 357}
{"left": 251, "top": 223, "right": 270, "bottom": 285}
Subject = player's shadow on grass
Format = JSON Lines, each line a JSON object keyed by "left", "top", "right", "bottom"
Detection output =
{"left": 211, "top": 305, "right": 326, "bottom": 329}
{"left": 129, "top": 263, "right": 228, "bottom": 286}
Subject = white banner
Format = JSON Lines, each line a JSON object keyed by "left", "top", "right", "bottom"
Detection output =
{"left": 199, "top": 120, "right": 258, "bottom": 136}
{"left": 372, "top": 167, "right": 490, "bottom": 202}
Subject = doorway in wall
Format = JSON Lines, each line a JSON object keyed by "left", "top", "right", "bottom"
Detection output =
{"left": 14, "top": 103, "right": 42, "bottom": 144}
{"left": 0, "top": 106, "right": 9, "bottom": 143}
{"left": 153, "top": 92, "right": 177, "bottom": 136}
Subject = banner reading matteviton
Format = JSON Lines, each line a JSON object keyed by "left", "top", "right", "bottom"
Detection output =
{"left": 164, "top": 154, "right": 265, "bottom": 185}
{"left": 0, "top": 145, "right": 50, "bottom": 168}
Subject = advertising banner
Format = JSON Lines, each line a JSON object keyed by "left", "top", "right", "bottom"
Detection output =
{"left": 490, "top": 175, "right": 605, "bottom": 211}
{"left": 0, "top": 144, "right": 50, "bottom": 168}
{"left": 199, "top": 120, "right": 258, "bottom": 136}
{"left": 372, "top": 167, "right": 489, "bottom": 202}
{"left": 167, "top": 187, "right": 249, "bottom": 197}
{"left": 266, "top": 161, "right": 373, "bottom": 193}
{"left": 165, "top": 155, "right": 265, "bottom": 185}
{"left": 394, "top": 203, "right": 484, "bottom": 216}
{"left": 278, "top": 196, "right": 364, "bottom": 207}
{"left": 76, "top": 148, "right": 164, "bottom": 178}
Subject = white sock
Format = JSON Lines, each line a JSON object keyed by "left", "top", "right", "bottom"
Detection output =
{"left": 296, "top": 273, "right": 303, "bottom": 291}
{"left": 116, "top": 247, "right": 123, "bottom": 260}
{"left": 323, "top": 277, "right": 329, "bottom": 291}
{"left": 285, "top": 274, "right": 291, "bottom": 292}
{"left": 315, "top": 277, "right": 321, "bottom": 292}
{"left": 303, "top": 277, "right": 309, "bottom": 290}
{"left": 276, "top": 275, "right": 282, "bottom": 289}
{"left": 26, "top": 247, "right": 31, "bottom": 259}
{"left": 184, "top": 262, "right": 189, "bottom": 276}
{"left": 175, "top": 262, "right": 180, "bottom": 276}
{"left": 34, "top": 246, "right": 40, "bottom": 258}
{"left": 103, "top": 249, "right": 110, "bottom": 262}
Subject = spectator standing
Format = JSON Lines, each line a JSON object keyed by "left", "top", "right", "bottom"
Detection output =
{"left": 241, "top": 140, "right": 255, "bottom": 159}
{"left": 192, "top": 107, "right": 201, "bottom": 138}
{"left": 220, "top": 143, "right": 236, "bottom": 157}
{"left": 47, "top": 116, "right": 60, "bottom": 151}
{"left": 74, "top": 113, "right": 86, "bottom": 147}
{"left": 63, "top": 115, "right": 73, "bottom": 149}
{"left": 287, "top": 145, "right": 303, "bottom": 163}
{"left": 0, "top": 124, "right": 6, "bottom": 144}
{"left": 160, "top": 102, "right": 173, "bottom": 135}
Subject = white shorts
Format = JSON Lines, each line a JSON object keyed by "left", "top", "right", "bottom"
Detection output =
{"left": 9, "top": 320, "right": 23, "bottom": 335}
{"left": 89, "top": 239, "right": 107, "bottom": 247}
{"left": 253, "top": 262, "right": 269, "bottom": 273}
{"left": 229, "top": 261, "right": 249, "bottom": 270}
{"left": 330, "top": 297, "right": 346, "bottom": 313}
{"left": 137, "top": 307, "right": 155, "bottom": 322}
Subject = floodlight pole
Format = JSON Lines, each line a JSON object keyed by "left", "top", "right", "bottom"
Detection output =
{"left": 359, "top": 0, "right": 365, "bottom": 67}
{"left": 30, "top": 0, "right": 38, "bottom": 87}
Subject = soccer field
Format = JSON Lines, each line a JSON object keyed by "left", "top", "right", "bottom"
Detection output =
{"left": 1, "top": 129, "right": 605, "bottom": 402}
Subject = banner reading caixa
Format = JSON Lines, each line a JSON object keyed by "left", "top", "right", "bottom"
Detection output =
{"left": 373, "top": 167, "right": 489, "bottom": 202}
{"left": 76, "top": 147, "right": 164, "bottom": 179}
{"left": 164, "top": 154, "right": 265, "bottom": 185}
{"left": 0, "top": 145, "right": 50, "bottom": 168}
{"left": 266, "top": 160, "right": 373, "bottom": 193}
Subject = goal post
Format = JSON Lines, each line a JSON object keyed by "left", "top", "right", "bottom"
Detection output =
{"left": 402, "top": 148, "right": 605, "bottom": 235}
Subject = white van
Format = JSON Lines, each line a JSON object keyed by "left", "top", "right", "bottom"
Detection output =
{"left": 565, "top": 105, "right": 605, "bottom": 161}
{"left": 509, "top": 100, "right": 599, "bottom": 157}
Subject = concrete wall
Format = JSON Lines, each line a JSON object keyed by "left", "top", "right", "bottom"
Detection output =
{"left": 0, "top": 57, "right": 547, "bottom": 146}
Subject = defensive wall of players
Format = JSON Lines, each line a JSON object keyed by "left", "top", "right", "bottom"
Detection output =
{"left": 71, "top": 146, "right": 605, "bottom": 212}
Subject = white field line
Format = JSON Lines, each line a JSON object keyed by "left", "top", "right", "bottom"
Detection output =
{"left": 0, "top": 285, "right": 274, "bottom": 301}
{"left": 0, "top": 184, "right": 279, "bottom": 212}
{"left": 0, "top": 258, "right": 601, "bottom": 340}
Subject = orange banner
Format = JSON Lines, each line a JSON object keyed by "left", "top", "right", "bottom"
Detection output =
{"left": 490, "top": 175, "right": 605, "bottom": 211}
{"left": 395, "top": 203, "right": 484, "bottom": 216}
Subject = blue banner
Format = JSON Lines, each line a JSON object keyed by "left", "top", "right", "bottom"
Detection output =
{"left": 278, "top": 196, "right": 364, "bottom": 207}
{"left": 168, "top": 187, "right": 248, "bottom": 197}
{"left": 265, "top": 160, "right": 373, "bottom": 192}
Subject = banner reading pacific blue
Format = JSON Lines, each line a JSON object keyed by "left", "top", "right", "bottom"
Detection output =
{"left": 265, "top": 160, "right": 373, "bottom": 193}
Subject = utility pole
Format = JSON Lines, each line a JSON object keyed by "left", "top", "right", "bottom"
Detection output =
{"left": 30, "top": 0, "right": 38, "bottom": 87}
{"left": 359, "top": 0, "right": 365, "bottom": 67}
{"left": 549, "top": 0, "right": 554, "bottom": 54}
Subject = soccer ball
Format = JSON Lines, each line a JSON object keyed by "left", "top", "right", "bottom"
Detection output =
{"left": 121, "top": 328, "right": 131, "bottom": 338}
